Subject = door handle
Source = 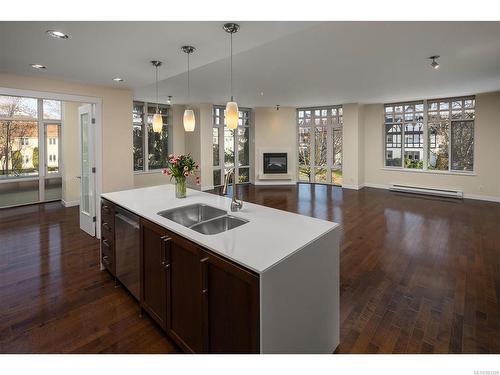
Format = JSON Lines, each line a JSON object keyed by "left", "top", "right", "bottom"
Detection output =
{"left": 161, "top": 236, "right": 172, "bottom": 269}
{"left": 200, "top": 257, "right": 209, "bottom": 295}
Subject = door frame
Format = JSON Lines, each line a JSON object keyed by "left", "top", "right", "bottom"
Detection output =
{"left": 1, "top": 87, "right": 103, "bottom": 239}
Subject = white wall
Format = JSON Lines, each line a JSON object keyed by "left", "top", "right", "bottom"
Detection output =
{"left": 253, "top": 107, "right": 297, "bottom": 184}
{"left": 183, "top": 103, "right": 213, "bottom": 190}
{"left": 342, "top": 103, "right": 365, "bottom": 189}
{"left": 363, "top": 91, "right": 500, "bottom": 200}
{"left": 0, "top": 73, "right": 134, "bottom": 194}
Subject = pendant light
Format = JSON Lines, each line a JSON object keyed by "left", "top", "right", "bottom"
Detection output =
{"left": 151, "top": 60, "right": 163, "bottom": 133}
{"left": 223, "top": 23, "right": 240, "bottom": 130}
{"left": 181, "top": 46, "right": 196, "bottom": 132}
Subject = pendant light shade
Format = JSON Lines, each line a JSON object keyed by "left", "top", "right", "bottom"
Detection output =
{"left": 151, "top": 60, "right": 163, "bottom": 133}
{"left": 181, "top": 46, "right": 196, "bottom": 132}
{"left": 223, "top": 23, "right": 240, "bottom": 131}
{"left": 152, "top": 113, "right": 163, "bottom": 133}
{"left": 183, "top": 109, "right": 195, "bottom": 132}
{"left": 225, "top": 101, "right": 239, "bottom": 130}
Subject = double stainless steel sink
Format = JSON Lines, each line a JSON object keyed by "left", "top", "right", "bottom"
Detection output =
{"left": 157, "top": 203, "right": 248, "bottom": 235}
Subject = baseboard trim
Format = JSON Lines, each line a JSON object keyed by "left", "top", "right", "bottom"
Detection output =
{"left": 463, "top": 193, "right": 500, "bottom": 203}
{"left": 363, "top": 182, "right": 500, "bottom": 203}
{"left": 254, "top": 180, "right": 297, "bottom": 186}
{"left": 342, "top": 184, "right": 365, "bottom": 190}
{"left": 62, "top": 199, "right": 79, "bottom": 207}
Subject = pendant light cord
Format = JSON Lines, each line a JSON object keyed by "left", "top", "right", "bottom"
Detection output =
{"left": 155, "top": 65, "right": 159, "bottom": 114}
{"left": 230, "top": 32, "right": 233, "bottom": 101}
{"left": 187, "top": 52, "right": 190, "bottom": 104}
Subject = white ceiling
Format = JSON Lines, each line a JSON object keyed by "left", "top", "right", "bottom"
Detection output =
{"left": 2, "top": 21, "right": 500, "bottom": 106}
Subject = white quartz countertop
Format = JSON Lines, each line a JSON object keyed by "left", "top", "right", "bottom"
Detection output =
{"left": 101, "top": 185, "right": 339, "bottom": 274}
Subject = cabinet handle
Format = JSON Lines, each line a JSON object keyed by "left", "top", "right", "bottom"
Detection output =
{"left": 102, "top": 255, "right": 111, "bottom": 265}
{"left": 200, "top": 257, "right": 209, "bottom": 295}
{"left": 102, "top": 222, "right": 111, "bottom": 232}
{"left": 102, "top": 205, "right": 110, "bottom": 214}
{"left": 161, "top": 236, "right": 172, "bottom": 270}
{"left": 102, "top": 239, "right": 111, "bottom": 248}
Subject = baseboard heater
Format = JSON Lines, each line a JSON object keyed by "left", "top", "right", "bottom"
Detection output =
{"left": 389, "top": 184, "right": 463, "bottom": 199}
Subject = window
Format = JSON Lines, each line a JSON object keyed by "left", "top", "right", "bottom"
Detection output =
{"left": 297, "top": 106, "right": 343, "bottom": 185}
{"left": 384, "top": 102, "right": 424, "bottom": 168}
{"left": 0, "top": 94, "right": 62, "bottom": 208}
{"left": 133, "top": 101, "right": 170, "bottom": 172}
{"left": 212, "top": 106, "right": 251, "bottom": 186}
{"left": 384, "top": 96, "right": 475, "bottom": 172}
{"left": 0, "top": 96, "right": 39, "bottom": 178}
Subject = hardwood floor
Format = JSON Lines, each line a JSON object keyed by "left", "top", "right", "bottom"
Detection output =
{"left": 0, "top": 202, "right": 179, "bottom": 353}
{"left": 1, "top": 184, "right": 499, "bottom": 353}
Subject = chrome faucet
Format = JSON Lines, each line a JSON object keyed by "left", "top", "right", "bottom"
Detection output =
{"left": 222, "top": 167, "right": 243, "bottom": 212}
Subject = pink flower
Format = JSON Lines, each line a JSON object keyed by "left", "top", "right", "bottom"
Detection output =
{"left": 195, "top": 176, "right": 201, "bottom": 186}
{"left": 162, "top": 169, "right": 169, "bottom": 176}
{"left": 183, "top": 166, "right": 188, "bottom": 171}
{"left": 184, "top": 171, "right": 189, "bottom": 177}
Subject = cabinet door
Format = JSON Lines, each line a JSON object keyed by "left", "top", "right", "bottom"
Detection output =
{"left": 140, "top": 219, "right": 169, "bottom": 330}
{"left": 201, "top": 251, "right": 260, "bottom": 353}
{"left": 166, "top": 234, "right": 204, "bottom": 353}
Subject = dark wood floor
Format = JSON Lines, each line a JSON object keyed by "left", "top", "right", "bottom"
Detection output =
{"left": 1, "top": 184, "right": 499, "bottom": 353}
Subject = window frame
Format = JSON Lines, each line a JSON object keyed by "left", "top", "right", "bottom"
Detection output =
{"left": 383, "top": 96, "right": 475, "bottom": 174}
{"left": 297, "top": 105, "right": 343, "bottom": 185}
{"left": 133, "top": 100, "right": 171, "bottom": 174}
{"left": 212, "top": 105, "right": 251, "bottom": 187}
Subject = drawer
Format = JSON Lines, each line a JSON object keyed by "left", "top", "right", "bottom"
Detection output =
{"left": 101, "top": 237, "right": 114, "bottom": 257}
{"left": 101, "top": 220, "right": 114, "bottom": 234}
{"left": 101, "top": 252, "right": 115, "bottom": 275}
{"left": 101, "top": 201, "right": 114, "bottom": 221}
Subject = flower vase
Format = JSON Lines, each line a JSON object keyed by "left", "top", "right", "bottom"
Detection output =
{"left": 175, "top": 177, "right": 187, "bottom": 198}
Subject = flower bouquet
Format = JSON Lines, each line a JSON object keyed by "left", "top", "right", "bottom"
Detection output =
{"left": 162, "top": 153, "right": 200, "bottom": 198}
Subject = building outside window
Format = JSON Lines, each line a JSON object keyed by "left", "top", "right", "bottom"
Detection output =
{"left": 133, "top": 101, "right": 169, "bottom": 172}
{"left": 297, "top": 106, "right": 343, "bottom": 185}
{"left": 384, "top": 96, "right": 475, "bottom": 172}
{"left": 212, "top": 106, "right": 251, "bottom": 186}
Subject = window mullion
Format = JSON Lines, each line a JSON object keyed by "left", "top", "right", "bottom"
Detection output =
{"left": 423, "top": 100, "right": 428, "bottom": 171}
{"left": 143, "top": 102, "right": 148, "bottom": 172}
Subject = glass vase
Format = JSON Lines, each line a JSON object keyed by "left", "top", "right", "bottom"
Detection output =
{"left": 175, "top": 177, "right": 187, "bottom": 198}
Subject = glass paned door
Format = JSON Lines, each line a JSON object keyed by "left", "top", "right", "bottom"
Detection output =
{"left": 297, "top": 106, "right": 343, "bottom": 186}
{"left": 78, "top": 104, "right": 95, "bottom": 237}
{"left": 42, "top": 123, "right": 62, "bottom": 202}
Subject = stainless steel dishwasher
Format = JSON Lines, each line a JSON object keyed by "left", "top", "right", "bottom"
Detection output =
{"left": 114, "top": 207, "right": 140, "bottom": 300}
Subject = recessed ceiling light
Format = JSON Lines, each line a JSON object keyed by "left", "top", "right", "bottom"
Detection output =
{"left": 30, "top": 64, "right": 47, "bottom": 70}
{"left": 112, "top": 77, "right": 124, "bottom": 82}
{"left": 429, "top": 55, "right": 440, "bottom": 70}
{"left": 46, "top": 30, "right": 70, "bottom": 39}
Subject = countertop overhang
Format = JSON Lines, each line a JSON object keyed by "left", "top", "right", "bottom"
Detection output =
{"left": 101, "top": 185, "right": 339, "bottom": 274}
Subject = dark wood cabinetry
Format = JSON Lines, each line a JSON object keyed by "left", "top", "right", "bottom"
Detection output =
{"left": 201, "top": 251, "right": 260, "bottom": 353}
{"left": 100, "top": 199, "right": 116, "bottom": 276}
{"left": 140, "top": 219, "right": 168, "bottom": 330}
{"left": 166, "top": 233, "right": 204, "bottom": 353}
{"left": 101, "top": 199, "right": 260, "bottom": 353}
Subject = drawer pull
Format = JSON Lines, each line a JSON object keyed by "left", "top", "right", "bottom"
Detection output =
{"left": 102, "top": 239, "right": 111, "bottom": 248}
{"left": 102, "top": 222, "right": 111, "bottom": 232}
{"left": 102, "top": 255, "right": 111, "bottom": 266}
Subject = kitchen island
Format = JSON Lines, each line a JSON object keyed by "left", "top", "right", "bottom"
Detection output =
{"left": 101, "top": 184, "right": 340, "bottom": 354}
